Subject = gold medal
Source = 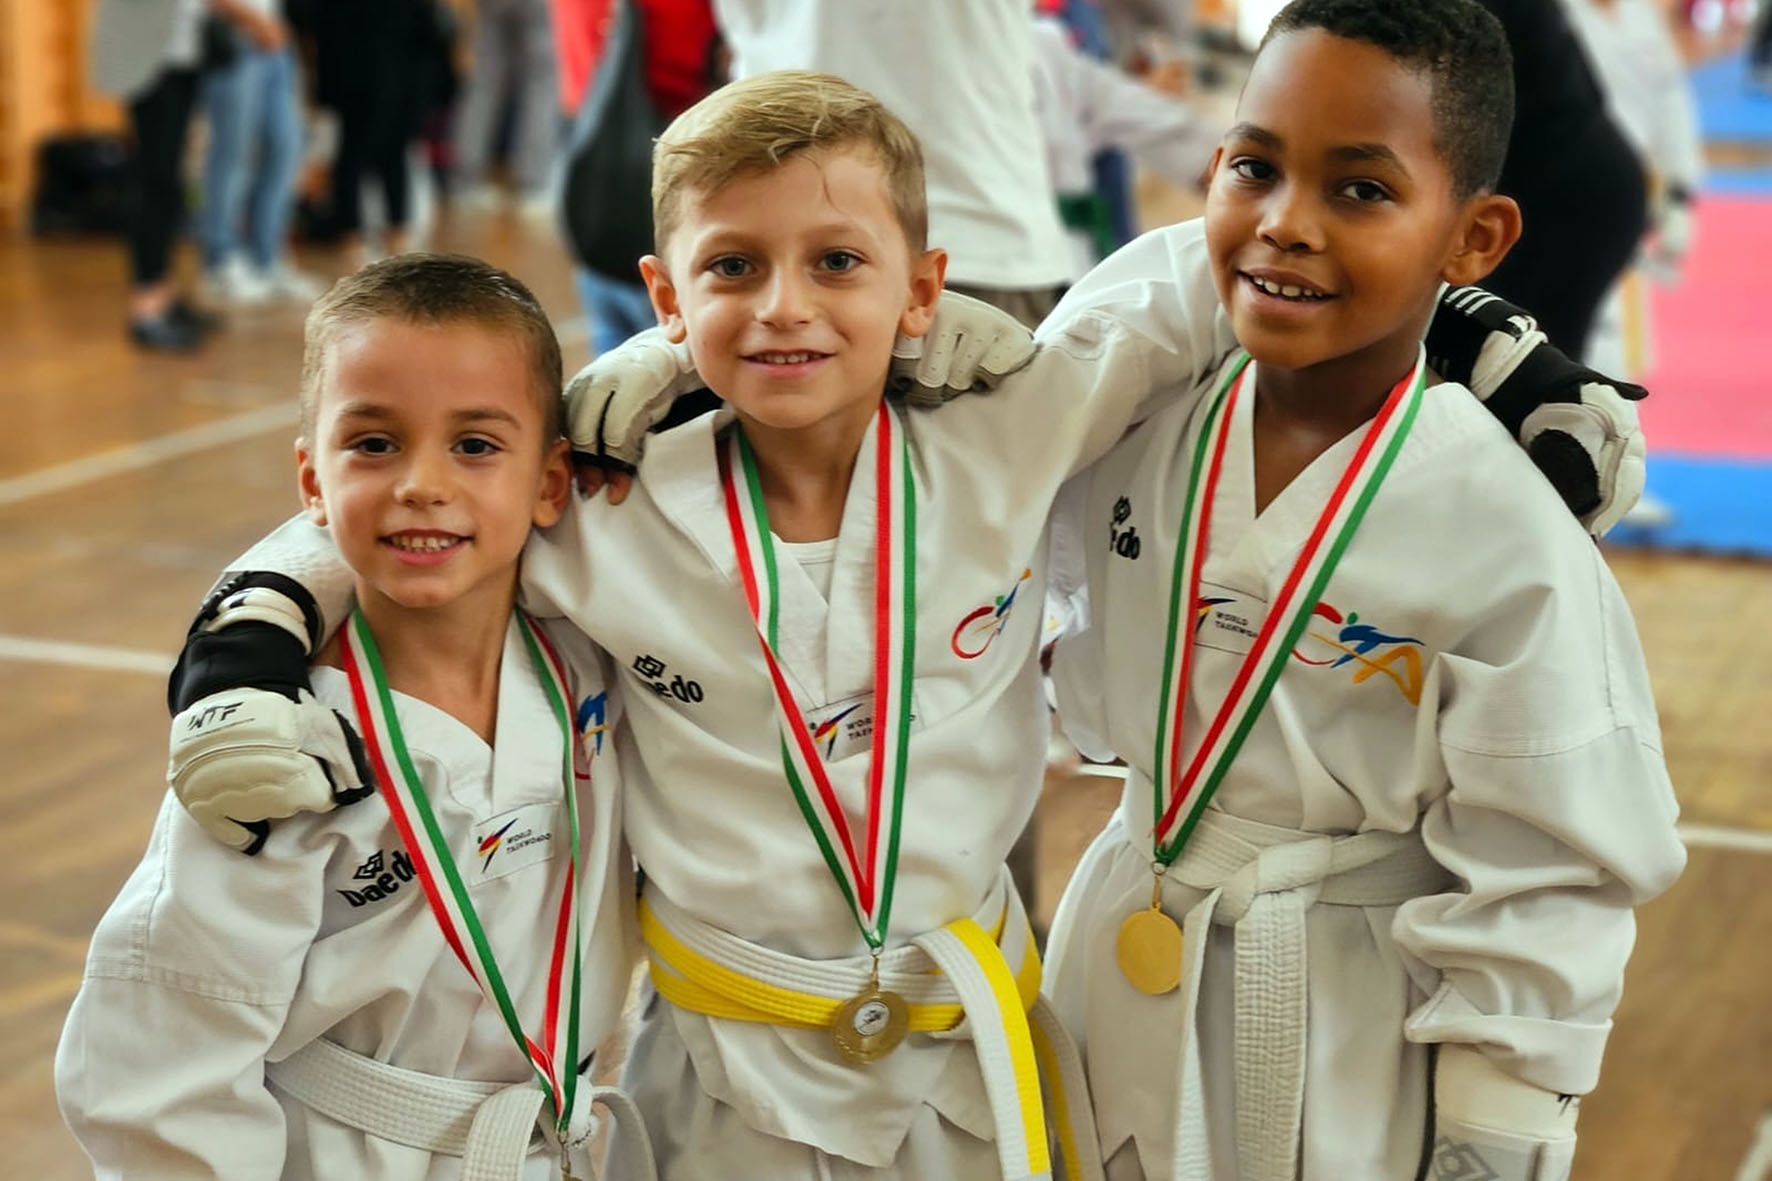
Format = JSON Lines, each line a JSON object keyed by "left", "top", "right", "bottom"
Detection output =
{"left": 1116, "top": 867, "right": 1182, "bottom": 995}
{"left": 831, "top": 954, "right": 911, "bottom": 1064}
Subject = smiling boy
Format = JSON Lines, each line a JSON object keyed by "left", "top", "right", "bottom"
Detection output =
{"left": 57, "top": 257, "right": 639, "bottom": 1179}
{"left": 1040, "top": 4, "right": 1685, "bottom": 1179}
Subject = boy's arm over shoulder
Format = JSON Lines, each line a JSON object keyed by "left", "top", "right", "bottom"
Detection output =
{"left": 1392, "top": 451, "right": 1684, "bottom": 1108}
{"left": 57, "top": 794, "right": 327, "bottom": 1176}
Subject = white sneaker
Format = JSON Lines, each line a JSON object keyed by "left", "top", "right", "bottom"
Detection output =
{"left": 204, "top": 255, "right": 274, "bottom": 305}
{"left": 260, "top": 261, "right": 325, "bottom": 302}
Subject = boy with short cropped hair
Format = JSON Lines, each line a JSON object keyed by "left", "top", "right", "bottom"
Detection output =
{"left": 57, "top": 255, "right": 642, "bottom": 1180}
{"left": 1040, "top": 3, "right": 1685, "bottom": 1178}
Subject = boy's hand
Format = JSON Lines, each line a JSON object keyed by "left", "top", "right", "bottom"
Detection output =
{"left": 887, "top": 291, "right": 1036, "bottom": 408}
{"left": 170, "top": 688, "right": 376, "bottom": 854}
{"left": 1428, "top": 287, "right": 1647, "bottom": 536}
{"left": 564, "top": 328, "right": 703, "bottom": 472}
{"left": 571, "top": 456, "right": 634, "bottom": 503}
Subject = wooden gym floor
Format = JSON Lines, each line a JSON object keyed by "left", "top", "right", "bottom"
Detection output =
{"left": 1, "top": 209, "right": 1767, "bottom": 1180}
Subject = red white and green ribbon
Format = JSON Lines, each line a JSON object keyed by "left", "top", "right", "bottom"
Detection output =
{"left": 339, "top": 609, "right": 584, "bottom": 1136}
{"left": 1150, "top": 349, "right": 1427, "bottom": 863}
{"left": 718, "top": 403, "right": 915, "bottom": 951}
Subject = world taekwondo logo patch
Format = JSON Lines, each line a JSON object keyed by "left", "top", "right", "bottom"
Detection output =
{"left": 471, "top": 801, "right": 559, "bottom": 884}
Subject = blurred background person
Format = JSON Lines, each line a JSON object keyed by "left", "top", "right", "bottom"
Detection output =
{"left": 198, "top": 0, "right": 323, "bottom": 305}
{"left": 1477, "top": 0, "right": 1651, "bottom": 362}
{"left": 91, "top": 0, "right": 220, "bottom": 352}
{"left": 453, "top": 0, "right": 560, "bottom": 213}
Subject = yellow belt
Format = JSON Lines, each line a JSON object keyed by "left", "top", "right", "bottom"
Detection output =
{"left": 637, "top": 888, "right": 1102, "bottom": 1181}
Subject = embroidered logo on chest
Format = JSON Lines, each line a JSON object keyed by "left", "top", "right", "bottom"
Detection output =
{"left": 336, "top": 848, "right": 416, "bottom": 909}
{"left": 629, "top": 652, "right": 704, "bottom": 705}
{"left": 1193, "top": 589, "right": 1425, "bottom": 705}
{"left": 951, "top": 568, "right": 1032, "bottom": 659}
{"left": 805, "top": 691, "right": 924, "bottom": 763}
{"left": 1109, "top": 495, "right": 1141, "bottom": 560}
{"left": 576, "top": 691, "right": 609, "bottom": 763}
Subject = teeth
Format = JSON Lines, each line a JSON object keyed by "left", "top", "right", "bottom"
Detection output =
{"left": 389, "top": 535, "right": 459, "bottom": 552}
{"left": 758, "top": 352, "right": 818, "bottom": 364}
{"left": 1250, "top": 275, "right": 1328, "bottom": 301}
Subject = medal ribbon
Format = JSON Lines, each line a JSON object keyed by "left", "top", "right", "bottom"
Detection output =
{"left": 718, "top": 403, "right": 915, "bottom": 951}
{"left": 339, "top": 609, "right": 584, "bottom": 1135}
{"left": 1151, "top": 349, "right": 1427, "bottom": 863}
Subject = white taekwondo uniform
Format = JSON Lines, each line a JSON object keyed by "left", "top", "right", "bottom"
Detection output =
{"left": 191, "top": 226, "right": 1243, "bottom": 1178}
{"left": 1042, "top": 348, "right": 1688, "bottom": 1180}
{"left": 58, "top": 618, "right": 637, "bottom": 1180}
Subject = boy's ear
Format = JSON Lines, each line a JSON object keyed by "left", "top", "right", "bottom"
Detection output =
{"left": 1441, "top": 193, "right": 1522, "bottom": 287}
{"left": 897, "top": 247, "right": 948, "bottom": 338}
{"left": 295, "top": 440, "right": 328, "bottom": 527}
{"left": 533, "top": 439, "right": 573, "bottom": 529}
{"left": 639, "top": 255, "right": 688, "bottom": 344}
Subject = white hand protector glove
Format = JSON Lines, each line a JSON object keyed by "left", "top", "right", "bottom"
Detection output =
{"left": 887, "top": 290, "right": 1036, "bottom": 408}
{"left": 1428, "top": 286, "right": 1648, "bottom": 536}
{"left": 564, "top": 326, "right": 705, "bottom": 471}
{"left": 1430, "top": 1045, "right": 1579, "bottom": 1181}
{"left": 167, "top": 572, "right": 373, "bottom": 854}
{"left": 170, "top": 687, "right": 375, "bottom": 853}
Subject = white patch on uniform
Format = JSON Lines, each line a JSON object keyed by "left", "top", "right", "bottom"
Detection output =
{"left": 471, "top": 801, "right": 560, "bottom": 885}
{"left": 1194, "top": 581, "right": 1268, "bottom": 657}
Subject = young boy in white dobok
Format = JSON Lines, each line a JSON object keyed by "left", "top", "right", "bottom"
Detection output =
{"left": 57, "top": 257, "right": 643, "bottom": 1180}
{"left": 1039, "top": 3, "right": 1687, "bottom": 1178}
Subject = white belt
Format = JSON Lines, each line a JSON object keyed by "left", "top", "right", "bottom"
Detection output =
{"left": 266, "top": 1037, "right": 658, "bottom": 1181}
{"left": 643, "top": 867, "right": 1104, "bottom": 1181}
{"left": 1129, "top": 792, "right": 1454, "bottom": 1181}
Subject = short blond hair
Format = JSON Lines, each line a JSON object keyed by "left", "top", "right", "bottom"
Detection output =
{"left": 652, "top": 70, "right": 928, "bottom": 255}
{"left": 299, "top": 254, "right": 564, "bottom": 445}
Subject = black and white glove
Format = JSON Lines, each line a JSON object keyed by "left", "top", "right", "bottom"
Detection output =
{"left": 1430, "top": 1045, "right": 1579, "bottom": 1181}
{"left": 886, "top": 290, "right": 1036, "bottom": 408}
{"left": 167, "top": 574, "right": 373, "bottom": 854}
{"left": 1428, "top": 286, "right": 1648, "bottom": 536}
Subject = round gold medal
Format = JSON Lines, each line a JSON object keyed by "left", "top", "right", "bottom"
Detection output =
{"left": 1116, "top": 907, "right": 1183, "bottom": 995}
{"left": 831, "top": 987, "right": 911, "bottom": 1064}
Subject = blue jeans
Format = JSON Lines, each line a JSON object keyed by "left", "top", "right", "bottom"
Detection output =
{"left": 575, "top": 268, "right": 657, "bottom": 357}
{"left": 199, "top": 45, "right": 304, "bottom": 270}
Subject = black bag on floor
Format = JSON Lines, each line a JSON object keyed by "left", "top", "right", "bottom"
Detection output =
{"left": 31, "top": 133, "right": 130, "bottom": 236}
{"left": 560, "top": 0, "right": 662, "bottom": 283}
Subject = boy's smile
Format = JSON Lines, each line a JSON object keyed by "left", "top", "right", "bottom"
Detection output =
{"left": 297, "top": 319, "right": 568, "bottom": 617}
{"left": 642, "top": 148, "right": 944, "bottom": 447}
{"left": 1205, "top": 28, "right": 1478, "bottom": 383}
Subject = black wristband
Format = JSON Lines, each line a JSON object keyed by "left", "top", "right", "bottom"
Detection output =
{"left": 168, "top": 622, "right": 313, "bottom": 714}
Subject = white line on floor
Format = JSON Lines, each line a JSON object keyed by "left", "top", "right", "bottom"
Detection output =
{"left": 1679, "top": 822, "right": 1772, "bottom": 855}
{"left": 0, "top": 635, "right": 172, "bottom": 675}
{"left": 0, "top": 403, "right": 297, "bottom": 509}
{"left": 1736, "top": 1111, "right": 1772, "bottom": 1181}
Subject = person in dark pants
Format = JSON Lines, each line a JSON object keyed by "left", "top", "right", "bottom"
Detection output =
{"left": 309, "top": 0, "right": 453, "bottom": 265}
{"left": 1477, "top": 0, "right": 1650, "bottom": 362}
{"left": 91, "top": 0, "right": 222, "bottom": 351}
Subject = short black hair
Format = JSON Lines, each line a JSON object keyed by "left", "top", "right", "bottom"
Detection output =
{"left": 1263, "top": 0, "right": 1514, "bottom": 198}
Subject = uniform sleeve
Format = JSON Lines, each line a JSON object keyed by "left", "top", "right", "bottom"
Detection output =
{"left": 56, "top": 795, "right": 328, "bottom": 1178}
{"left": 944, "top": 218, "right": 1237, "bottom": 488}
{"left": 1394, "top": 524, "right": 1686, "bottom": 1097}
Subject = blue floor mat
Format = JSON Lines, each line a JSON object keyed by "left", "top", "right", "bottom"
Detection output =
{"left": 1692, "top": 52, "right": 1772, "bottom": 142}
{"left": 1606, "top": 453, "right": 1772, "bottom": 557}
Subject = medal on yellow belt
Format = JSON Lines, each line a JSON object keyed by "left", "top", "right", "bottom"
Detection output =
{"left": 1120, "top": 351, "right": 1426, "bottom": 995}
{"left": 720, "top": 405, "right": 917, "bottom": 1064}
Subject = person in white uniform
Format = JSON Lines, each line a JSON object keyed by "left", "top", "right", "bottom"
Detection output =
{"left": 57, "top": 257, "right": 642, "bottom": 1181}
{"left": 1039, "top": 4, "right": 1687, "bottom": 1179}
{"left": 150, "top": 69, "right": 1659, "bottom": 1181}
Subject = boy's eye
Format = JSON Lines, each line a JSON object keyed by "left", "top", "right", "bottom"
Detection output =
{"left": 820, "top": 250, "right": 862, "bottom": 273}
{"left": 1340, "top": 179, "right": 1392, "bottom": 204}
{"left": 351, "top": 436, "right": 396, "bottom": 456}
{"left": 456, "top": 437, "right": 501, "bottom": 457}
{"left": 709, "top": 256, "right": 753, "bottom": 279}
{"left": 1228, "top": 157, "right": 1275, "bottom": 183}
